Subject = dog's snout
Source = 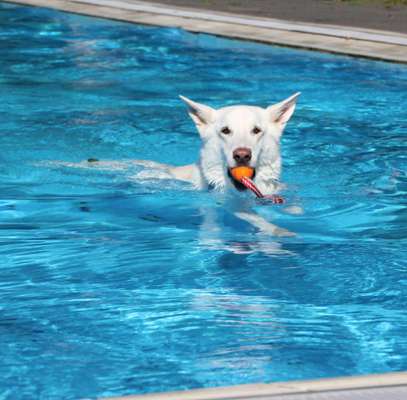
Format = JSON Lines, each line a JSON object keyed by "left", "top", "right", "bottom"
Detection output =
{"left": 233, "top": 147, "right": 252, "bottom": 165}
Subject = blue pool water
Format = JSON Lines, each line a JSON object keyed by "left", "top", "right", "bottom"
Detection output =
{"left": 1, "top": 2, "right": 407, "bottom": 399}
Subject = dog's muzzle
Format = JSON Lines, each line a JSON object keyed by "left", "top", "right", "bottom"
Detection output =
{"left": 233, "top": 147, "right": 252, "bottom": 165}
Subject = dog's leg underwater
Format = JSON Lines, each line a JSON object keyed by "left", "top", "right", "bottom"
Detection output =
{"left": 234, "top": 211, "right": 296, "bottom": 237}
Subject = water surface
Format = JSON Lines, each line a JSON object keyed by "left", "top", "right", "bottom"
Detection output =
{"left": 0, "top": 3, "right": 406, "bottom": 399}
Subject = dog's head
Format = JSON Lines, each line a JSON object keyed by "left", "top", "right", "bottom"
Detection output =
{"left": 180, "top": 93, "right": 300, "bottom": 191}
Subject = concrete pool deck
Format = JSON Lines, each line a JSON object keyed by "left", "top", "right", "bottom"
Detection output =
{"left": 5, "top": 0, "right": 407, "bottom": 63}
{"left": 102, "top": 371, "right": 407, "bottom": 399}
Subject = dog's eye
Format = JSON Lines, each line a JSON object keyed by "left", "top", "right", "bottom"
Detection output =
{"left": 252, "top": 126, "right": 262, "bottom": 135}
{"left": 221, "top": 127, "right": 231, "bottom": 135}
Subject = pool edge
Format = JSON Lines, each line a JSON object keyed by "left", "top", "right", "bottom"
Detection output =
{"left": 101, "top": 371, "right": 407, "bottom": 399}
{"left": 4, "top": 0, "right": 407, "bottom": 64}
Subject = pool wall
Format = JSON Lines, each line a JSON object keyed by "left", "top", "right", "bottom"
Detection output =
{"left": 5, "top": 0, "right": 407, "bottom": 63}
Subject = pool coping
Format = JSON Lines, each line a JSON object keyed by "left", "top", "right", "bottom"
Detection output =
{"left": 101, "top": 371, "right": 407, "bottom": 399}
{"left": 5, "top": 0, "right": 407, "bottom": 63}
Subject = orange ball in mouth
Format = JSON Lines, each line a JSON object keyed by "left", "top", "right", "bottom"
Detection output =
{"left": 229, "top": 166, "right": 255, "bottom": 182}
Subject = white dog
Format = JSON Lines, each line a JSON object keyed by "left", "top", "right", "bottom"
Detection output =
{"left": 56, "top": 93, "right": 301, "bottom": 237}
{"left": 135, "top": 93, "right": 300, "bottom": 195}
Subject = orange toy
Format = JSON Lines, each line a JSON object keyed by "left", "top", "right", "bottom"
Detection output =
{"left": 230, "top": 166, "right": 254, "bottom": 182}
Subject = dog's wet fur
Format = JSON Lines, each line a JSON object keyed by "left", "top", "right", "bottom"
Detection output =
{"left": 163, "top": 93, "right": 300, "bottom": 196}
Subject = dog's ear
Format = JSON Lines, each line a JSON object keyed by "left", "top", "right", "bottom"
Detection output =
{"left": 179, "top": 95, "right": 216, "bottom": 129}
{"left": 267, "top": 92, "right": 300, "bottom": 129}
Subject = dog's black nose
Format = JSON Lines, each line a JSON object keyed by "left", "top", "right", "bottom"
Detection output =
{"left": 233, "top": 147, "right": 252, "bottom": 165}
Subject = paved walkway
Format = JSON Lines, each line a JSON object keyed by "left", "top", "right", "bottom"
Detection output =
{"left": 145, "top": 0, "right": 407, "bottom": 34}
{"left": 8, "top": 0, "right": 407, "bottom": 63}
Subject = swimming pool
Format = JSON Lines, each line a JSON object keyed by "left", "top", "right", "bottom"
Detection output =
{"left": 1, "top": 2, "right": 406, "bottom": 399}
